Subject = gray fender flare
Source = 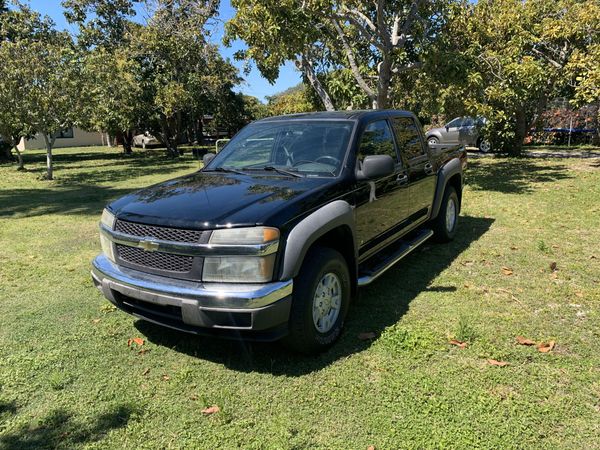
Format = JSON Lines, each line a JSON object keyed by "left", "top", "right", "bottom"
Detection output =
{"left": 280, "top": 200, "right": 356, "bottom": 280}
{"left": 430, "top": 158, "right": 462, "bottom": 219}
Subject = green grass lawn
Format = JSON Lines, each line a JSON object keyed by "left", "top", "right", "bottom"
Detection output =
{"left": 1, "top": 147, "right": 599, "bottom": 449}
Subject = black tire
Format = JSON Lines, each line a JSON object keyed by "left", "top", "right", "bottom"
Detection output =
{"left": 431, "top": 186, "right": 459, "bottom": 243}
{"left": 283, "top": 247, "right": 351, "bottom": 354}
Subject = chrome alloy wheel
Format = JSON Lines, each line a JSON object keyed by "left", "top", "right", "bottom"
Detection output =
{"left": 446, "top": 197, "right": 457, "bottom": 233}
{"left": 312, "top": 272, "right": 342, "bottom": 333}
{"left": 479, "top": 139, "right": 491, "bottom": 153}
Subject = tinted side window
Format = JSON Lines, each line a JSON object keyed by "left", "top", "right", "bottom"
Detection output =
{"left": 446, "top": 118, "right": 463, "bottom": 128}
{"left": 357, "top": 120, "right": 397, "bottom": 162}
{"left": 392, "top": 117, "right": 424, "bottom": 160}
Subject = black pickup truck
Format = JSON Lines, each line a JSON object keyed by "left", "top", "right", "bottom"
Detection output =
{"left": 92, "top": 110, "right": 466, "bottom": 353}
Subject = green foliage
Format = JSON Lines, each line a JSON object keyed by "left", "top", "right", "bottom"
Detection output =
{"left": 427, "top": 0, "right": 600, "bottom": 155}
{"left": 227, "top": 0, "right": 449, "bottom": 109}
{"left": 266, "top": 84, "right": 316, "bottom": 115}
{"left": 0, "top": 3, "right": 80, "bottom": 177}
{"left": 62, "top": 0, "right": 141, "bottom": 49}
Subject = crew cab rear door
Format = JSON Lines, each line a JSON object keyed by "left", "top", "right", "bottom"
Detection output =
{"left": 391, "top": 116, "right": 436, "bottom": 221}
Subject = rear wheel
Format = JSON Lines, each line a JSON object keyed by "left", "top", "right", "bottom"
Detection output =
{"left": 432, "top": 186, "right": 459, "bottom": 242}
{"left": 284, "top": 247, "right": 351, "bottom": 354}
{"left": 478, "top": 138, "right": 492, "bottom": 153}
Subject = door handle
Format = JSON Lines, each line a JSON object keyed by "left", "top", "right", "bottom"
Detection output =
{"left": 396, "top": 173, "right": 408, "bottom": 185}
{"left": 424, "top": 163, "right": 434, "bottom": 175}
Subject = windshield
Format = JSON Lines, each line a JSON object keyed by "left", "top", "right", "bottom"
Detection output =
{"left": 205, "top": 120, "right": 354, "bottom": 177}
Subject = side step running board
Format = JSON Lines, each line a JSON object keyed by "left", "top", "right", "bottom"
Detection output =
{"left": 357, "top": 229, "right": 434, "bottom": 287}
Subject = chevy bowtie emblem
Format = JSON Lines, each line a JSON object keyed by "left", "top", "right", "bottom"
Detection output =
{"left": 138, "top": 239, "right": 160, "bottom": 252}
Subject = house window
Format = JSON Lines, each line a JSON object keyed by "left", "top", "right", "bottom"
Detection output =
{"left": 54, "top": 128, "right": 74, "bottom": 139}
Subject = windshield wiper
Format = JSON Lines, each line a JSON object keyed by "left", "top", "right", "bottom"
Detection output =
{"left": 261, "top": 166, "right": 304, "bottom": 178}
{"left": 204, "top": 166, "right": 246, "bottom": 175}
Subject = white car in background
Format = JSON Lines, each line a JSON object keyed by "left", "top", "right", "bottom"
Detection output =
{"left": 133, "top": 132, "right": 161, "bottom": 149}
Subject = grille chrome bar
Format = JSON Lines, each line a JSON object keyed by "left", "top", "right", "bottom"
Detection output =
{"left": 100, "top": 223, "right": 279, "bottom": 257}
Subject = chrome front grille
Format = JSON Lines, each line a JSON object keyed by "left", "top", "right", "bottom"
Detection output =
{"left": 115, "top": 219, "right": 206, "bottom": 243}
{"left": 116, "top": 245, "right": 194, "bottom": 273}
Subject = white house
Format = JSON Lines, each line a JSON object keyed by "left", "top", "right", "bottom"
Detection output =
{"left": 18, "top": 127, "right": 105, "bottom": 151}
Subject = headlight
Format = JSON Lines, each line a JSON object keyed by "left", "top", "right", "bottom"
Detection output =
{"left": 100, "top": 209, "right": 116, "bottom": 262}
{"left": 209, "top": 226, "right": 279, "bottom": 245}
{"left": 203, "top": 227, "right": 279, "bottom": 282}
{"left": 101, "top": 208, "right": 116, "bottom": 229}
{"left": 203, "top": 254, "right": 276, "bottom": 283}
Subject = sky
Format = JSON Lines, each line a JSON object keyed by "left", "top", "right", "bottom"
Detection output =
{"left": 26, "top": 0, "right": 302, "bottom": 102}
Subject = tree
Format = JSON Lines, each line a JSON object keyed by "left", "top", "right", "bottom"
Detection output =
{"left": 226, "top": 0, "right": 447, "bottom": 110}
{"left": 4, "top": 31, "right": 81, "bottom": 179}
{"left": 127, "top": 0, "right": 239, "bottom": 156}
{"left": 267, "top": 84, "right": 316, "bottom": 115}
{"left": 82, "top": 46, "right": 148, "bottom": 154}
{"left": 62, "top": 0, "right": 140, "bottom": 49}
{"left": 0, "top": 2, "right": 56, "bottom": 168}
{"left": 441, "top": 0, "right": 600, "bottom": 154}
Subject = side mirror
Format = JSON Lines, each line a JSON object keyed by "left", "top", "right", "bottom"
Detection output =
{"left": 203, "top": 153, "right": 215, "bottom": 165}
{"left": 445, "top": 125, "right": 450, "bottom": 131}
{"left": 356, "top": 154, "right": 395, "bottom": 181}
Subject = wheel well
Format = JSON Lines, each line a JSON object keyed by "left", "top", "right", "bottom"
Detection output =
{"left": 312, "top": 226, "right": 357, "bottom": 299}
{"left": 447, "top": 174, "right": 462, "bottom": 209}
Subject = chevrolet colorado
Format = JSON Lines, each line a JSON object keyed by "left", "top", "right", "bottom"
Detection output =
{"left": 92, "top": 110, "right": 466, "bottom": 353}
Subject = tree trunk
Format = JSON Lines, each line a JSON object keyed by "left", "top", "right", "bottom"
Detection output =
{"left": 10, "top": 137, "right": 24, "bottom": 170}
{"left": 511, "top": 108, "right": 528, "bottom": 156}
{"left": 159, "top": 117, "right": 179, "bottom": 158}
{"left": 42, "top": 133, "right": 54, "bottom": 180}
{"left": 121, "top": 130, "right": 133, "bottom": 155}
{"left": 297, "top": 54, "right": 335, "bottom": 111}
{"left": 14, "top": 145, "right": 24, "bottom": 170}
{"left": 375, "top": 57, "right": 392, "bottom": 110}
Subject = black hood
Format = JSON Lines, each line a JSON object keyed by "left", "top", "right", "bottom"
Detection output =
{"left": 109, "top": 171, "right": 341, "bottom": 229}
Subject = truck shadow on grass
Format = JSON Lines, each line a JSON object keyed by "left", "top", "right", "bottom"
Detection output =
{"left": 0, "top": 405, "right": 136, "bottom": 450}
{"left": 136, "top": 215, "right": 494, "bottom": 376}
{"left": 467, "top": 158, "right": 572, "bottom": 194}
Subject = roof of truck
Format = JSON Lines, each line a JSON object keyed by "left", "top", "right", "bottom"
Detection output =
{"left": 257, "top": 109, "right": 415, "bottom": 122}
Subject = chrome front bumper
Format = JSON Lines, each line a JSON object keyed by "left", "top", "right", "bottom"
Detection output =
{"left": 91, "top": 254, "right": 293, "bottom": 335}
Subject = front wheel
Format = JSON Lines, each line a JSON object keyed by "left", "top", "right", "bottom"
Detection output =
{"left": 427, "top": 136, "right": 439, "bottom": 146}
{"left": 283, "top": 247, "right": 351, "bottom": 354}
{"left": 432, "top": 186, "right": 459, "bottom": 243}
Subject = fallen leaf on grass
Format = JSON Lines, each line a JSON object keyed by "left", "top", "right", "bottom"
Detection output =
{"left": 487, "top": 359, "right": 510, "bottom": 367}
{"left": 501, "top": 267, "right": 513, "bottom": 276}
{"left": 358, "top": 332, "right": 377, "bottom": 341}
{"left": 551, "top": 272, "right": 558, "bottom": 279}
{"left": 537, "top": 341, "right": 555, "bottom": 353}
{"left": 201, "top": 405, "right": 220, "bottom": 415}
{"left": 127, "top": 337, "right": 145, "bottom": 347}
{"left": 549, "top": 262, "right": 557, "bottom": 272}
{"left": 449, "top": 339, "right": 468, "bottom": 349}
{"left": 510, "top": 246, "right": 519, "bottom": 250}
{"left": 91, "top": 319, "right": 101, "bottom": 324}
{"left": 575, "top": 292, "right": 584, "bottom": 298}
{"left": 367, "top": 446, "right": 376, "bottom": 450}
{"left": 162, "top": 375, "right": 170, "bottom": 381}
{"left": 142, "top": 368, "right": 150, "bottom": 376}
{"left": 516, "top": 336, "right": 536, "bottom": 346}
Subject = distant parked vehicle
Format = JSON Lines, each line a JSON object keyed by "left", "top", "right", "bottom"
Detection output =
{"left": 133, "top": 132, "right": 161, "bottom": 149}
{"left": 426, "top": 117, "right": 491, "bottom": 153}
